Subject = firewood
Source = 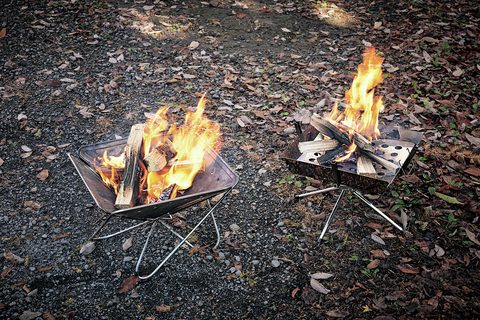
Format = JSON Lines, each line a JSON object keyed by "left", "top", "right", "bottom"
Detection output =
{"left": 356, "top": 156, "right": 376, "bottom": 176}
{"left": 157, "top": 139, "right": 176, "bottom": 161}
{"left": 298, "top": 139, "right": 339, "bottom": 154}
{"left": 168, "top": 158, "right": 204, "bottom": 167}
{"left": 115, "top": 124, "right": 145, "bottom": 209}
{"left": 144, "top": 148, "right": 167, "bottom": 171}
{"left": 310, "top": 115, "right": 351, "bottom": 145}
{"left": 360, "top": 149, "right": 400, "bottom": 172}
{"left": 317, "top": 146, "right": 347, "bottom": 165}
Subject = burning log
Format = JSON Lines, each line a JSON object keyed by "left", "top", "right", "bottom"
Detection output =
{"left": 310, "top": 115, "right": 350, "bottom": 145}
{"left": 298, "top": 139, "right": 339, "bottom": 154}
{"left": 356, "top": 156, "right": 376, "bottom": 176}
{"left": 317, "top": 146, "right": 347, "bottom": 165}
{"left": 144, "top": 140, "right": 177, "bottom": 172}
{"left": 115, "top": 124, "right": 145, "bottom": 209}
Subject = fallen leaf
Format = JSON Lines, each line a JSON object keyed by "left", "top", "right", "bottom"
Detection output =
{"left": 370, "top": 249, "right": 386, "bottom": 259}
{"left": 36, "top": 169, "right": 49, "bottom": 181}
{"left": 23, "top": 201, "right": 42, "bottom": 210}
{"left": 465, "top": 133, "right": 480, "bottom": 147}
{"left": 464, "top": 167, "right": 480, "bottom": 177}
{"left": 21, "top": 145, "right": 32, "bottom": 152}
{"left": 367, "top": 259, "right": 380, "bottom": 269}
{"left": 311, "top": 272, "right": 334, "bottom": 280}
{"left": 119, "top": 275, "right": 139, "bottom": 293}
{"left": 19, "top": 311, "right": 42, "bottom": 320}
{"left": 325, "top": 310, "right": 349, "bottom": 318}
{"left": 397, "top": 264, "right": 419, "bottom": 274}
{"left": 291, "top": 287, "right": 301, "bottom": 298}
{"left": 156, "top": 304, "right": 171, "bottom": 312}
{"left": 452, "top": 68, "right": 464, "bottom": 77}
{"left": 0, "top": 27, "right": 7, "bottom": 40}
{"left": 79, "top": 241, "right": 96, "bottom": 255}
{"left": 182, "top": 73, "right": 196, "bottom": 79}
{"left": 465, "top": 229, "right": 480, "bottom": 246}
{"left": 188, "top": 41, "right": 199, "bottom": 50}
{"left": 236, "top": 117, "right": 246, "bottom": 128}
{"left": 281, "top": 27, "right": 291, "bottom": 33}
{"left": 373, "top": 21, "right": 382, "bottom": 29}
{"left": 122, "top": 238, "right": 133, "bottom": 251}
{"left": 143, "top": 5, "right": 154, "bottom": 10}
{"left": 109, "top": 57, "right": 117, "bottom": 64}
{"left": 423, "top": 51, "right": 432, "bottom": 63}
{"left": 20, "top": 152, "right": 32, "bottom": 158}
{"left": 371, "top": 234, "right": 385, "bottom": 245}
{"left": 4, "top": 251, "right": 25, "bottom": 263}
{"left": 0, "top": 158, "right": 3, "bottom": 167}
{"left": 17, "top": 113, "right": 28, "bottom": 121}
{"left": 310, "top": 278, "right": 330, "bottom": 294}
{"left": 434, "top": 192, "right": 463, "bottom": 205}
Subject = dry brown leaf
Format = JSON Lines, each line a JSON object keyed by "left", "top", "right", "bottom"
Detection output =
{"left": 310, "top": 278, "right": 330, "bottom": 294}
{"left": 36, "top": 169, "right": 49, "bottom": 181}
{"left": 0, "top": 158, "right": 3, "bottom": 167}
{"left": 370, "top": 249, "right": 386, "bottom": 259}
{"left": 0, "top": 28, "right": 6, "bottom": 39}
{"left": 119, "top": 275, "right": 139, "bottom": 293}
{"left": 311, "top": 272, "right": 334, "bottom": 280}
{"left": 465, "top": 229, "right": 480, "bottom": 246}
{"left": 371, "top": 234, "right": 385, "bottom": 245}
{"left": 24, "top": 201, "right": 42, "bottom": 210}
{"left": 464, "top": 167, "right": 480, "bottom": 177}
{"left": 367, "top": 259, "right": 380, "bottom": 269}
{"left": 397, "top": 264, "right": 419, "bottom": 274}
{"left": 156, "top": 304, "right": 171, "bottom": 312}
{"left": 188, "top": 41, "right": 199, "bottom": 50}
{"left": 122, "top": 237, "right": 133, "bottom": 251}
{"left": 291, "top": 287, "right": 301, "bottom": 298}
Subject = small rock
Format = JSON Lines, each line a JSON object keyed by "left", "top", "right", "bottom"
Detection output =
{"left": 19, "top": 311, "right": 42, "bottom": 320}
{"left": 229, "top": 223, "right": 240, "bottom": 232}
{"left": 271, "top": 259, "right": 280, "bottom": 268}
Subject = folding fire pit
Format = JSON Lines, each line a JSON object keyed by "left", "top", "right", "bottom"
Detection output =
{"left": 70, "top": 139, "right": 238, "bottom": 279}
{"left": 283, "top": 47, "right": 423, "bottom": 241}
{"left": 283, "top": 124, "right": 422, "bottom": 240}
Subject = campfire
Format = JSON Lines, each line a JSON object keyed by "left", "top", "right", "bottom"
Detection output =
{"left": 94, "top": 94, "right": 221, "bottom": 209}
{"left": 283, "top": 47, "right": 423, "bottom": 239}
{"left": 295, "top": 47, "right": 419, "bottom": 180}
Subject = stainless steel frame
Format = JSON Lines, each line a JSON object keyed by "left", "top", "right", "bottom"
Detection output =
{"left": 69, "top": 139, "right": 239, "bottom": 279}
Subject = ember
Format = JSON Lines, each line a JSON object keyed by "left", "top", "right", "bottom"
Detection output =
{"left": 94, "top": 94, "right": 221, "bottom": 208}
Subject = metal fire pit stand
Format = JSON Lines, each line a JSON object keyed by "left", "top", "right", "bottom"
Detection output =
{"left": 296, "top": 185, "right": 403, "bottom": 242}
{"left": 69, "top": 139, "right": 239, "bottom": 280}
{"left": 89, "top": 189, "right": 234, "bottom": 280}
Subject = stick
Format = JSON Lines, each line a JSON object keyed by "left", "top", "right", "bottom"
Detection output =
{"left": 356, "top": 156, "right": 376, "bottom": 176}
{"left": 310, "top": 115, "right": 351, "bottom": 145}
{"left": 360, "top": 149, "right": 400, "bottom": 172}
{"left": 298, "top": 139, "right": 339, "bottom": 153}
{"left": 115, "top": 124, "right": 145, "bottom": 209}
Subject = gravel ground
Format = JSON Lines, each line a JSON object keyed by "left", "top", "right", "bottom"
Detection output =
{"left": 1, "top": 0, "right": 479, "bottom": 319}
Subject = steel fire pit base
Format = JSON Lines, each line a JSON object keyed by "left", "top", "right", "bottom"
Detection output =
{"left": 296, "top": 185, "right": 404, "bottom": 242}
{"left": 69, "top": 139, "right": 239, "bottom": 279}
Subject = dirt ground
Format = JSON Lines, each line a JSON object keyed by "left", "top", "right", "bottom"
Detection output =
{"left": 1, "top": 0, "right": 479, "bottom": 319}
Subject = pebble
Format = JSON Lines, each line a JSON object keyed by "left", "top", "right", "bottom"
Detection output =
{"left": 229, "top": 223, "right": 240, "bottom": 232}
{"left": 218, "top": 252, "right": 225, "bottom": 260}
{"left": 271, "top": 260, "right": 280, "bottom": 268}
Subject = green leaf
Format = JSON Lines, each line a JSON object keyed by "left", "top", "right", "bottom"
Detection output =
{"left": 434, "top": 192, "right": 463, "bottom": 205}
{"left": 428, "top": 186, "right": 436, "bottom": 195}
{"left": 294, "top": 180, "right": 303, "bottom": 188}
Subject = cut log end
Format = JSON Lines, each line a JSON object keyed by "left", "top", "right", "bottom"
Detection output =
{"left": 357, "top": 156, "right": 376, "bottom": 176}
{"left": 144, "top": 149, "right": 167, "bottom": 172}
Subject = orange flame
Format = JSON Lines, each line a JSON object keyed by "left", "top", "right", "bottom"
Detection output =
{"left": 95, "top": 95, "right": 221, "bottom": 205}
{"left": 94, "top": 151, "right": 125, "bottom": 193}
{"left": 143, "top": 94, "right": 220, "bottom": 203}
{"left": 329, "top": 47, "right": 384, "bottom": 141}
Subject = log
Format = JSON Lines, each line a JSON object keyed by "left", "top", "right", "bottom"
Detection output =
{"left": 310, "top": 115, "right": 351, "bottom": 145}
{"left": 115, "top": 124, "right": 145, "bottom": 209}
{"left": 298, "top": 139, "right": 339, "bottom": 154}
{"left": 356, "top": 156, "right": 376, "bottom": 176}
{"left": 360, "top": 149, "right": 400, "bottom": 172}
{"left": 144, "top": 148, "right": 167, "bottom": 171}
{"left": 157, "top": 139, "right": 176, "bottom": 161}
{"left": 317, "top": 146, "right": 347, "bottom": 165}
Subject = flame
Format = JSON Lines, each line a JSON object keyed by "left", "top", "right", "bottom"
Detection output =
{"left": 95, "top": 94, "right": 220, "bottom": 205}
{"left": 335, "top": 142, "right": 357, "bottom": 162}
{"left": 94, "top": 151, "right": 125, "bottom": 193}
{"left": 329, "top": 47, "right": 384, "bottom": 141}
{"left": 143, "top": 94, "right": 220, "bottom": 203}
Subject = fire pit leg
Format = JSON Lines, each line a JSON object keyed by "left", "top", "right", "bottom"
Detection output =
{"left": 319, "top": 189, "right": 346, "bottom": 241}
{"left": 295, "top": 186, "right": 339, "bottom": 199}
{"left": 207, "top": 199, "right": 221, "bottom": 249}
{"left": 352, "top": 191, "right": 404, "bottom": 232}
{"left": 135, "top": 188, "right": 233, "bottom": 280}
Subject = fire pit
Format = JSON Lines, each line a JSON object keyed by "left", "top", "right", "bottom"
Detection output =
{"left": 70, "top": 96, "right": 238, "bottom": 279}
{"left": 283, "top": 47, "right": 423, "bottom": 241}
